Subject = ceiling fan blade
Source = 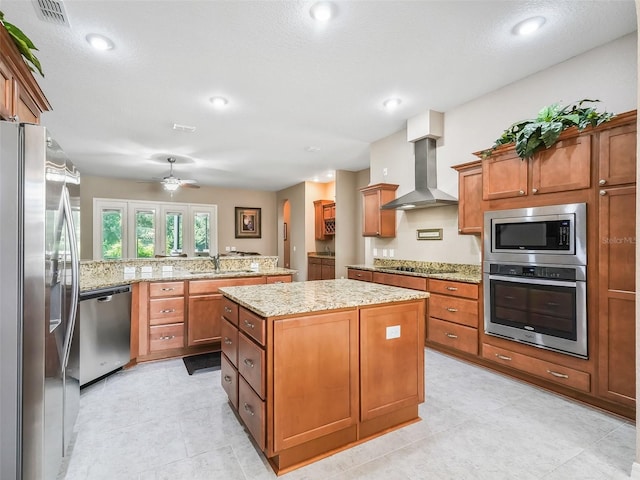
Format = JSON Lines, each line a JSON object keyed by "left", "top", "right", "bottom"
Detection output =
{"left": 180, "top": 179, "right": 198, "bottom": 184}
{"left": 181, "top": 183, "right": 200, "bottom": 189}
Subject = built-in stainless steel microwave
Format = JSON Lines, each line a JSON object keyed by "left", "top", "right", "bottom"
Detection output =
{"left": 484, "top": 203, "right": 587, "bottom": 266}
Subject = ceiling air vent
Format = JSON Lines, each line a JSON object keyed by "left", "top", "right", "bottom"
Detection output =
{"left": 32, "top": 0, "right": 71, "bottom": 27}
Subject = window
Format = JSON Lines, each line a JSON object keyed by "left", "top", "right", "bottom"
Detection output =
{"left": 93, "top": 199, "right": 217, "bottom": 260}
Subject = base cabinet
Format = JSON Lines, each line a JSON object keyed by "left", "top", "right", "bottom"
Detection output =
{"left": 308, "top": 256, "right": 335, "bottom": 281}
{"left": 221, "top": 299, "right": 425, "bottom": 474}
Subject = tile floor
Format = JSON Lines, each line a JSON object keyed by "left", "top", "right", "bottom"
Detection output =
{"left": 58, "top": 349, "right": 636, "bottom": 480}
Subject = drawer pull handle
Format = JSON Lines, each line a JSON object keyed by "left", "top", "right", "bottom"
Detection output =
{"left": 159, "top": 335, "right": 175, "bottom": 341}
{"left": 244, "top": 319, "right": 255, "bottom": 329}
{"left": 446, "top": 307, "right": 458, "bottom": 312}
{"left": 495, "top": 353, "right": 512, "bottom": 361}
{"left": 547, "top": 302, "right": 559, "bottom": 307}
{"left": 224, "top": 306, "right": 232, "bottom": 313}
{"left": 446, "top": 286, "right": 458, "bottom": 291}
{"left": 161, "top": 287, "right": 175, "bottom": 291}
{"left": 274, "top": 281, "right": 284, "bottom": 284}
{"left": 547, "top": 369, "right": 569, "bottom": 379}
{"left": 160, "top": 308, "right": 176, "bottom": 314}
{"left": 504, "top": 295, "right": 515, "bottom": 300}
{"left": 243, "top": 358, "right": 255, "bottom": 368}
{"left": 224, "top": 337, "right": 232, "bottom": 345}
{"left": 356, "top": 274, "right": 362, "bottom": 277}
{"left": 445, "top": 333, "right": 458, "bottom": 339}
{"left": 223, "top": 375, "right": 232, "bottom": 383}
{"left": 243, "top": 403, "right": 255, "bottom": 416}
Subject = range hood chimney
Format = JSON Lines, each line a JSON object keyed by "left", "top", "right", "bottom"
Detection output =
{"left": 381, "top": 110, "right": 458, "bottom": 210}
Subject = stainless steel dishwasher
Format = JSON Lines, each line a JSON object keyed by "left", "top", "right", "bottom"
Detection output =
{"left": 78, "top": 285, "right": 132, "bottom": 386}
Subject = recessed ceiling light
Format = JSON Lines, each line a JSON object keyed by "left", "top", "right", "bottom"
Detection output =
{"left": 383, "top": 98, "right": 402, "bottom": 111}
{"left": 172, "top": 123, "right": 196, "bottom": 133}
{"left": 209, "top": 96, "right": 229, "bottom": 108}
{"left": 86, "top": 33, "right": 114, "bottom": 51}
{"left": 310, "top": 2, "right": 334, "bottom": 22}
{"left": 326, "top": 172, "right": 334, "bottom": 178}
{"left": 513, "top": 16, "right": 546, "bottom": 36}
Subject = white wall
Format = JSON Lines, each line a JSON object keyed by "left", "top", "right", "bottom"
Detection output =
{"left": 368, "top": 32, "right": 637, "bottom": 266}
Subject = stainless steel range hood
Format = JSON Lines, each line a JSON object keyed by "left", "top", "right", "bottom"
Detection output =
{"left": 381, "top": 111, "right": 458, "bottom": 210}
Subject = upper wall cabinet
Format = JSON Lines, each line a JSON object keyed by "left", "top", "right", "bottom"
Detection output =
{"left": 313, "top": 200, "right": 334, "bottom": 240}
{"left": 598, "top": 119, "right": 637, "bottom": 187}
{"left": 359, "top": 183, "right": 398, "bottom": 238}
{"left": 452, "top": 160, "right": 482, "bottom": 234}
{"left": 0, "top": 26, "right": 51, "bottom": 124}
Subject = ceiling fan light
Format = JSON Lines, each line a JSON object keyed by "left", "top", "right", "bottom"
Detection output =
{"left": 162, "top": 179, "right": 180, "bottom": 191}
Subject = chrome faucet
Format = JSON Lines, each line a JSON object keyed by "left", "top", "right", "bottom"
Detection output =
{"left": 212, "top": 253, "right": 220, "bottom": 272}
{"left": 325, "top": 245, "right": 332, "bottom": 256}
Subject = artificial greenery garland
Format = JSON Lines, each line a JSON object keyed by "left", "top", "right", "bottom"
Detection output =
{"left": 484, "top": 99, "right": 614, "bottom": 160}
{"left": 0, "top": 11, "right": 43, "bottom": 77}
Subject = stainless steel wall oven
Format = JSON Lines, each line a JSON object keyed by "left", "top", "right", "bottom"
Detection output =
{"left": 483, "top": 203, "right": 588, "bottom": 358}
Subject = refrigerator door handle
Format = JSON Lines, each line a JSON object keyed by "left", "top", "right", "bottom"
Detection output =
{"left": 61, "top": 186, "right": 79, "bottom": 369}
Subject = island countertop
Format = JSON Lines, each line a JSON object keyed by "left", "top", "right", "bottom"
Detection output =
{"left": 219, "top": 278, "right": 429, "bottom": 317}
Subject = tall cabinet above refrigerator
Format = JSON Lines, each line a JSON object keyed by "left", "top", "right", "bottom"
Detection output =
{"left": 0, "top": 122, "right": 80, "bottom": 480}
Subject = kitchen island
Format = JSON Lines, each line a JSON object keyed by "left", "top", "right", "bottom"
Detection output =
{"left": 219, "top": 279, "right": 428, "bottom": 474}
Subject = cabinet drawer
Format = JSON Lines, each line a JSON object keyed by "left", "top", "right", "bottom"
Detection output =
{"left": 238, "top": 377, "right": 266, "bottom": 451}
{"left": 428, "top": 279, "right": 478, "bottom": 299}
{"left": 149, "top": 281, "right": 184, "bottom": 297}
{"left": 348, "top": 269, "right": 372, "bottom": 282}
{"left": 427, "top": 318, "right": 478, "bottom": 355}
{"left": 221, "top": 318, "right": 238, "bottom": 367}
{"left": 222, "top": 297, "right": 239, "bottom": 326}
{"left": 149, "top": 297, "right": 184, "bottom": 325}
{"left": 239, "top": 307, "right": 266, "bottom": 345}
{"left": 221, "top": 354, "right": 238, "bottom": 410}
{"left": 482, "top": 343, "right": 591, "bottom": 393}
{"left": 149, "top": 323, "right": 184, "bottom": 352}
{"left": 266, "top": 275, "right": 292, "bottom": 284}
{"left": 372, "top": 272, "right": 427, "bottom": 291}
{"left": 429, "top": 294, "right": 478, "bottom": 328}
{"left": 238, "top": 333, "right": 265, "bottom": 399}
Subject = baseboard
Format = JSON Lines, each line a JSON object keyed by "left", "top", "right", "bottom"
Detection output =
{"left": 630, "top": 461, "right": 640, "bottom": 479}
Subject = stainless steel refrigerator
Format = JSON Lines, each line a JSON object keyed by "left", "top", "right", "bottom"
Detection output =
{"left": 0, "top": 122, "right": 80, "bottom": 480}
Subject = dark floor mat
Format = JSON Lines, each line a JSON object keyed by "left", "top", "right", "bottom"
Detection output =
{"left": 183, "top": 352, "right": 221, "bottom": 375}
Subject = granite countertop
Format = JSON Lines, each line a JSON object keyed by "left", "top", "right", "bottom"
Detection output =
{"left": 347, "top": 261, "right": 482, "bottom": 284}
{"left": 220, "top": 278, "right": 429, "bottom": 317}
{"left": 81, "top": 259, "right": 295, "bottom": 293}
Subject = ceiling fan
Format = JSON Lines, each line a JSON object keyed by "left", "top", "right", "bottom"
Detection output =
{"left": 159, "top": 157, "right": 200, "bottom": 192}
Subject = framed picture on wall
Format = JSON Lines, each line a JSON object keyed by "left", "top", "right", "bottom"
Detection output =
{"left": 235, "top": 207, "right": 261, "bottom": 238}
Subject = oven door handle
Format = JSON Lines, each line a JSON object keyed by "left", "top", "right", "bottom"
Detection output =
{"left": 488, "top": 274, "right": 578, "bottom": 288}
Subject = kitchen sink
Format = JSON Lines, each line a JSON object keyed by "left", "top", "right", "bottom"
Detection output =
{"left": 188, "top": 269, "right": 255, "bottom": 275}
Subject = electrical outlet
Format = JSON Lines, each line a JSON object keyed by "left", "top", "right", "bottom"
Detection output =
{"left": 293, "top": 245, "right": 297, "bottom": 252}
{"left": 225, "top": 246, "right": 230, "bottom": 251}
{"left": 231, "top": 246, "right": 236, "bottom": 251}
{"left": 382, "top": 249, "right": 388, "bottom": 257}
{"left": 383, "top": 167, "right": 388, "bottom": 177}
{"left": 389, "top": 249, "right": 394, "bottom": 258}
{"left": 373, "top": 248, "right": 378, "bottom": 256}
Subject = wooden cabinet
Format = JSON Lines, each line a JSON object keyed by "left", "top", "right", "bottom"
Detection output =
{"left": 482, "top": 150, "right": 528, "bottom": 201}
{"left": 359, "top": 183, "right": 398, "bottom": 237}
{"left": 426, "top": 279, "right": 479, "bottom": 356}
{"left": 598, "top": 120, "right": 637, "bottom": 187}
{"left": 480, "top": 130, "right": 592, "bottom": 201}
{"left": 187, "top": 278, "right": 263, "bottom": 348}
{"left": 220, "top": 297, "right": 424, "bottom": 473}
{"left": 483, "top": 343, "right": 591, "bottom": 393}
{"left": 313, "top": 200, "right": 334, "bottom": 240}
{"left": 148, "top": 281, "right": 185, "bottom": 353}
{"left": 0, "top": 26, "right": 50, "bottom": 123}
{"left": 347, "top": 268, "right": 373, "bottom": 282}
{"left": 360, "top": 302, "right": 425, "bottom": 421}
{"left": 597, "top": 185, "right": 636, "bottom": 407}
{"left": 308, "top": 256, "right": 335, "bottom": 281}
{"left": 272, "top": 310, "right": 358, "bottom": 452}
{"left": 452, "top": 160, "right": 482, "bottom": 234}
{"left": 372, "top": 271, "right": 427, "bottom": 291}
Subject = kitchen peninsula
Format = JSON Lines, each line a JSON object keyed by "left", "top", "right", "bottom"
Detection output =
{"left": 218, "top": 279, "right": 428, "bottom": 474}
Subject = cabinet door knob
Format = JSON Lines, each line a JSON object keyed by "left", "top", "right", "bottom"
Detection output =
{"left": 518, "top": 190, "right": 525, "bottom": 195}
{"left": 243, "top": 358, "right": 255, "bottom": 368}
{"left": 532, "top": 188, "right": 538, "bottom": 194}
{"left": 599, "top": 190, "right": 607, "bottom": 196}
{"left": 223, "top": 375, "right": 232, "bottom": 383}
{"left": 599, "top": 179, "right": 606, "bottom": 185}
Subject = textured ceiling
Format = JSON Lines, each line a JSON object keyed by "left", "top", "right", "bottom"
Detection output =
{"left": 1, "top": 0, "right": 637, "bottom": 191}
